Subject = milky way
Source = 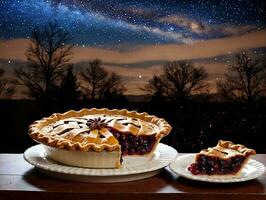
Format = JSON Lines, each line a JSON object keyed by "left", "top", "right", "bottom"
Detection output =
{"left": 0, "top": 0, "right": 265, "bottom": 48}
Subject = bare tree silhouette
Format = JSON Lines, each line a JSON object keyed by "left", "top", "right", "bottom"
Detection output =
{"left": 80, "top": 59, "right": 125, "bottom": 101}
{"left": 0, "top": 68, "right": 15, "bottom": 99}
{"left": 59, "top": 65, "right": 81, "bottom": 108}
{"left": 217, "top": 51, "right": 266, "bottom": 106}
{"left": 99, "top": 72, "right": 125, "bottom": 100}
{"left": 14, "top": 22, "right": 73, "bottom": 107}
{"left": 80, "top": 59, "right": 107, "bottom": 101}
{"left": 142, "top": 75, "right": 166, "bottom": 103}
{"left": 144, "top": 61, "right": 208, "bottom": 103}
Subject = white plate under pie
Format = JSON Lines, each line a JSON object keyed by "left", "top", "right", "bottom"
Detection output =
{"left": 24, "top": 143, "right": 177, "bottom": 183}
{"left": 170, "top": 154, "right": 265, "bottom": 183}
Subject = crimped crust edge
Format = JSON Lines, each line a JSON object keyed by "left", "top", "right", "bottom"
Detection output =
{"left": 28, "top": 108, "right": 172, "bottom": 152}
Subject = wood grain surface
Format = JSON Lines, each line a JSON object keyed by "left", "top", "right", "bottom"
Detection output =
{"left": 0, "top": 153, "right": 265, "bottom": 200}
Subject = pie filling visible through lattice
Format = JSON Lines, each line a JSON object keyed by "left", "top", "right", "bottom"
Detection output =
{"left": 28, "top": 108, "right": 172, "bottom": 168}
{"left": 188, "top": 140, "right": 256, "bottom": 175}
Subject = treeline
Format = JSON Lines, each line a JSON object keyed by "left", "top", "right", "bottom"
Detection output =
{"left": 0, "top": 22, "right": 266, "bottom": 111}
{"left": 1, "top": 23, "right": 127, "bottom": 112}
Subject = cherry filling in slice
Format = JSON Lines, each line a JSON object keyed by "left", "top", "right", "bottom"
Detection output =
{"left": 188, "top": 155, "right": 246, "bottom": 175}
{"left": 108, "top": 127, "right": 156, "bottom": 156}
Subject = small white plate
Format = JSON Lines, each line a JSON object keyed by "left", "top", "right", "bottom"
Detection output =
{"left": 170, "top": 154, "right": 265, "bottom": 183}
{"left": 24, "top": 143, "right": 177, "bottom": 183}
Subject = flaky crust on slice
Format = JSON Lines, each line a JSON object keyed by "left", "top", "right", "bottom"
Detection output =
{"left": 216, "top": 140, "right": 256, "bottom": 157}
{"left": 28, "top": 108, "right": 172, "bottom": 152}
{"left": 195, "top": 140, "right": 256, "bottom": 175}
{"left": 196, "top": 140, "right": 256, "bottom": 160}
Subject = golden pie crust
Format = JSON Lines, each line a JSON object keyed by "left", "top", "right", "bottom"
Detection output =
{"left": 28, "top": 108, "right": 172, "bottom": 153}
{"left": 192, "top": 140, "right": 256, "bottom": 175}
{"left": 196, "top": 140, "right": 256, "bottom": 160}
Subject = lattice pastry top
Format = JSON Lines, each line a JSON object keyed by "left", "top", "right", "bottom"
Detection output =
{"left": 29, "top": 108, "right": 172, "bottom": 152}
{"left": 197, "top": 140, "right": 256, "bottom": 159}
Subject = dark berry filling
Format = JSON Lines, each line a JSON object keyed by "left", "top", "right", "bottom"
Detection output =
{"left": 188, "top": 155, "right": 246, "bottom": 175}
{"left": 108, "top": 127, "right": 156, "bottom": 156}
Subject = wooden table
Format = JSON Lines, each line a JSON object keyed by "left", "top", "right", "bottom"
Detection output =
{"left": 0, "top": 154, "right": 265, "bottom": 200}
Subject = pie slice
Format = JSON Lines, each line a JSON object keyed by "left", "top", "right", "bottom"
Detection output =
{"left": 29, "top": 108, "right": 172, "bottom": 168}
{"left": 188, "top": 140, "right": 256, "bottom": 175}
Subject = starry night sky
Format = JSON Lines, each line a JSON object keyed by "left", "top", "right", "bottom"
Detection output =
{"left": 0, "top": 0, "right": 265, "bottom": 96}
{"left": 1, "top": 0, "right": 265, "bottom": 46}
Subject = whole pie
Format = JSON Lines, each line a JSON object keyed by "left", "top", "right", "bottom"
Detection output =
{"left": 188, "top": 140, "right": 256, "bottom": 175}
{"left": 29, "top": 108, "right": 172, "bottom": 168}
